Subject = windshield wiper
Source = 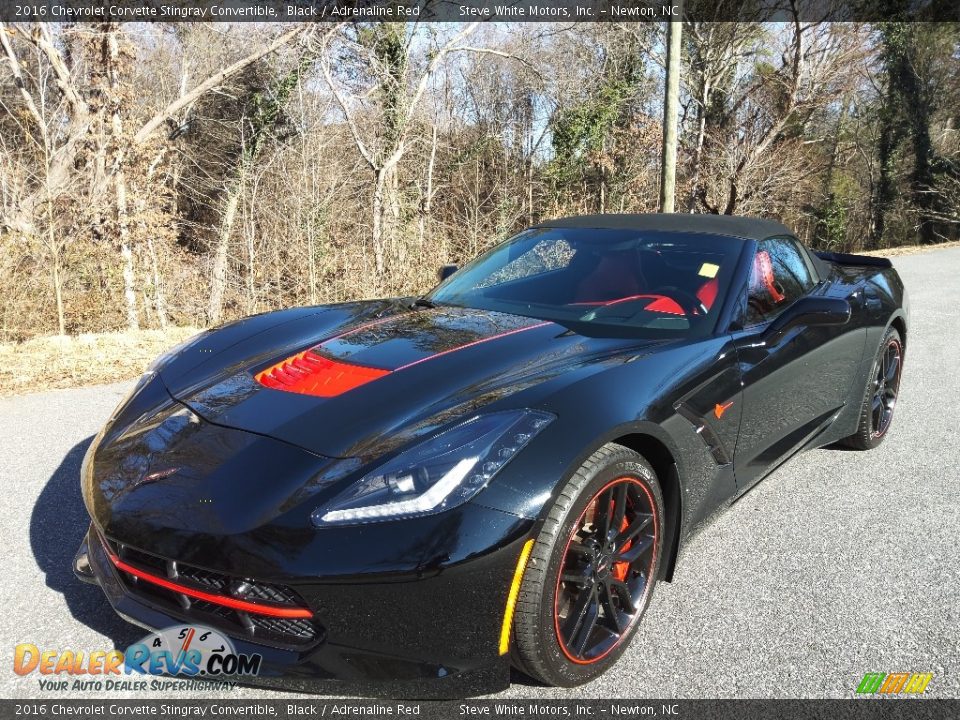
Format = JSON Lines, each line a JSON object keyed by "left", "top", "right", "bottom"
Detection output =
{"left": 409, "top": 296, "right": 437, "bottom": 310}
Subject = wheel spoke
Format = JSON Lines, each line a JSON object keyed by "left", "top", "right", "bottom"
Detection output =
{"left": 562, "top": 584, "right": 595, "bottom": 641}
{"left": 569, "top": 589, "right": 599, "bottom": 656}
{"left": 871, "top": 394, "right": 883, "bottom": 428}
{"left": 561, "top": 562, "right": 593, "bottom": 584}
{"left": 614, "top": 513, "right": 652, "bottom": 550}
{"left": 615, "top": 534, "right": 654, "bottom": 564}
{"left": 608, "top": 579, "right": 636, "bottom": 613}
{"left": 567, "top": 542, "right": 593, "bottom": 558}
{"left": 600, "top": 583, "right": 623, "bottom": 634}
{"left": 594, "top": 489, "right": 613, "bottom": 539}
{"left": 885, "top": 353, "right": 900, "bottom": 383}
{"left": 609, "top": 484, "right": 628, "bottom": 541}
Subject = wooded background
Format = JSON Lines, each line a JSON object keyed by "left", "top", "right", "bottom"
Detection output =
{"left": 0, "top": 19, "right": 958, "bottom": 341}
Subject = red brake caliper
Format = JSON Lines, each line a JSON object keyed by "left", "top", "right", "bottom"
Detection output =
{"left": 612, "top": 515, "right": 631, "bottom": 582}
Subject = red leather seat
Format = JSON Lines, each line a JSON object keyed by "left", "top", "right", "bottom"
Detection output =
{"left": 751, "top": 250, "right": 785, "bottom": 303}
{"left": 574, "top": 253, "right": 644, "bottom": 303}
{"left": 696, "top": 278, "right": 719, "bottom": 311}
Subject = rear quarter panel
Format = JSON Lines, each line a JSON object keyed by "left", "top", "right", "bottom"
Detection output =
{"left": 808, "top": 261, "right": 908, "bottom": 446}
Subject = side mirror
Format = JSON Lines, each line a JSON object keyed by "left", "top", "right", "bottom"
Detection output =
{"left": 764, "top": 296, "right": 851, "bottom": 344}
{"left": 438, "top": 263, "right": 458, "bottom": 282}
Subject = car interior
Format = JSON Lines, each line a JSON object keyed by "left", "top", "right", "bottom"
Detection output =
{"left": 476, "top": 241, "right": 724, "bottom": 321}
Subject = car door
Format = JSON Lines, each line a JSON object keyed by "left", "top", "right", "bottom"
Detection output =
{"left": 730, "top": 236, "right": 863, "bottom": 493}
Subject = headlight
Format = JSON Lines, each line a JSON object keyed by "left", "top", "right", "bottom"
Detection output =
{"left": 312, "top": 409, "right": 554, "bottom": 526}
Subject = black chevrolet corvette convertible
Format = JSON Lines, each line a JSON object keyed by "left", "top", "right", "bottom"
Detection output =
{"left": 75, "top": 214, "right": 907, "bottom": 691}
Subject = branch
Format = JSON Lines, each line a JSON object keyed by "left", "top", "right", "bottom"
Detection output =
{"left": 321, "top": 24, "right": 481, "bottom": 174}
{"left": 319, "top": 30, "right": 377, "bottom": 171}
{"left": 0, "top": 22, "right": 45, "bottom": 135}
{"left": 29, "top": 24, "right": 88, "bottom": 121}
{"left": 380, "top": 22, "right": 481, "bottom": 171}
{"left": 447, "top": 45, "right": 542, "bottom": 79}
{"left": 405, "top": 22, "right": 481, "bottom": 118}
{"left": 134, "top": 24, "right": 308, "bottom": 145}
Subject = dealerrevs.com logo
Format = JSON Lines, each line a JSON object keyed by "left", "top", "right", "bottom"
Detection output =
{"left": 856, "top": 672, "right": 934, "bottom": 695}
{"left": 14, "top": 625, "right": 261, "bottom": 692}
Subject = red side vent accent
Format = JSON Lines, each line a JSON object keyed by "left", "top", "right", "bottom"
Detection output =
{"left": 255, "top": 350, "right": 390, "bottom": 397}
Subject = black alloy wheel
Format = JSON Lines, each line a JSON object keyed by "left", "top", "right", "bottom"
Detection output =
{"left": 554, "top": 477, "right": 657, "bottom": 664}
{"left": 843, "top": 326, "right": 904, "bottom": 450}
{"left": 510, "top": 443, "right": 663, "bottom": 687}
{"left": 870, "top": 337, "right": 902, "bottom": 438}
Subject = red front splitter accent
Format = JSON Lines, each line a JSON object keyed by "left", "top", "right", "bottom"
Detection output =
{"left": 108, "top": 553, "right": 313, "bottom": 619}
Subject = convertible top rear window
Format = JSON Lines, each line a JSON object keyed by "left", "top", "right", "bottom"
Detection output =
{"left": 429, "top": 227, "right": 744, "bottom": 338}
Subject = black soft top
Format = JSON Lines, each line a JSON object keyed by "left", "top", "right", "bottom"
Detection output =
{"left": 535, "top": 213, "right": 794, "bottom": 242}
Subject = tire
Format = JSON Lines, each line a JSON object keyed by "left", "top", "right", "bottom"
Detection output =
{"left": 511, "top": 443, "right": 664, "bottom": 687}
{"left": 841, "top": 327, "right": 903, "bottom": 450}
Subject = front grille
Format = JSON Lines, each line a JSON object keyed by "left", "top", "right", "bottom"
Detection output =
{"left": 249, "top": 615, "right": 317, "bottom": 640}
{"left": 237, "top": 581, "right": 301, "bottom": 605}
{"left": 176, "top": 565, "right": 229, "bottom": 592}
{"left": 104, "top": 538, "right": 322, "bottom": 649}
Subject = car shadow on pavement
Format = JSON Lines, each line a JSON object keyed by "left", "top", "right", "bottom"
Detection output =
{"left": 823, "top": 442, "right": 858, "bottom": 452}
{"left": 29, "top": 436, "right": 143, "bottom": 650}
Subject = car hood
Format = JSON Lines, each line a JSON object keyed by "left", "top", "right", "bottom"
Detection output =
{"left": 158, "top": 301, "right": 659, "bottom": 461}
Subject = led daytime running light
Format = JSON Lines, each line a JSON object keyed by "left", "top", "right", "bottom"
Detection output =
{"left": 319, "top": 457, "right": 478, "bottom": 523}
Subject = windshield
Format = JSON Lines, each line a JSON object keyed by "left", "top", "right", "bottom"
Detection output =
{"left": 428, "top": 227, "right": 745, "bottom": 338}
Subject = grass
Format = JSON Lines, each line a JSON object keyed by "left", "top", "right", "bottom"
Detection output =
{"left": 0, "top": 326, "right": 201, "bottom": 397}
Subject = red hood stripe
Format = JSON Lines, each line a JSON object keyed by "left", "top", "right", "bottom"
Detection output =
{"left": 394, "top": 321, "right": 554, "bottom": 371}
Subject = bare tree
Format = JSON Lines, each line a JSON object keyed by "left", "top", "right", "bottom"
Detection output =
{"left": 0, "top": 20, "right": 955, "bottom": 343}
{"left": 0, "top": 22, "right": 309, "bottom": 331}
{"left": 688, "top": 18, "right": 869, "bottom": 216}
{"left": 317, "top": 22, "right": 481, "bottom": 284}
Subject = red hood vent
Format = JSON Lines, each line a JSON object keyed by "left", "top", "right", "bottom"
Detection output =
{"left": 255, "top": 350, "right": 390, "bottom": 398}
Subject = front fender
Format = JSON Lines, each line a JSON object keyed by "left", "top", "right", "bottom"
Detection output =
{"left": 473, "top": 338, "right": 737, "bottom": 548}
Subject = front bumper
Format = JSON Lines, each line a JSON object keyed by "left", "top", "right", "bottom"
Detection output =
{"left": 77, "top": 371, "right": 539, "bottom": 694}
{"left": 74, "top": 518, "right": 527, "bottom": 695}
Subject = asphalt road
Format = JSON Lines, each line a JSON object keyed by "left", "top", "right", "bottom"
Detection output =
{"left": 2, "top": 248, "right": 958, "bottom": 701}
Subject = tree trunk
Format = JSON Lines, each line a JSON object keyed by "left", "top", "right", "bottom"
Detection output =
{"left": 686, "top": 79, "right": 710, "bottom": 213}
{"left": 871, "top": 103, "right": 900, "bottom": 250}
{"left": 599, "top": 162, "right": 606, "bottom": 213}
{"left": 659, "top": 14, "right": 683, "bottom": 214}
{"left": 46, "top": 198, "right": 66, "bottom": 337}
{"left": 418, "top": 124, "right": 438, "bottom": 249}
{"left": 146, "top": 236, "right": 167, "bottom": 329}
{"left": 372, "top": 169, "right": 387, "bottom": 280}
{"left": 140, "top": 149, "right": 168, "bottom": 329}
{"left": 114, "top": 170, "right": 139, "bottom": 331}
{"left": 207, "top": 175, "right": 244, "bottom": 325}
{"left": 108, "top": 27, "right": 139, "bottom": 331}
{"left": 244, "top": 191, "right": 256, "bottom": 313}
{"left": 307, "top": 225, "right": 318, "bottom": 305}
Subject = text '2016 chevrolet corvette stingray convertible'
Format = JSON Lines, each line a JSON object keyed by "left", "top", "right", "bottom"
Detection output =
{"left": 74, "top": 214, "right": 908, "bottom": 692}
